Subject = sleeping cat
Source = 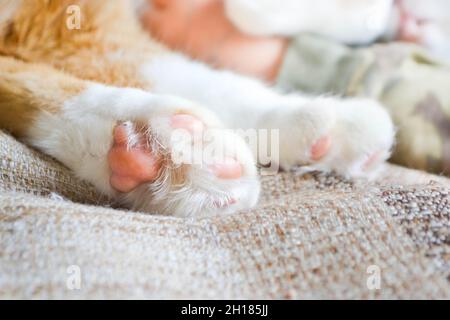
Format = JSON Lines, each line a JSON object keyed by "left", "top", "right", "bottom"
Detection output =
{"left": 0, "top": 0, "right": 394, "bottom": 217}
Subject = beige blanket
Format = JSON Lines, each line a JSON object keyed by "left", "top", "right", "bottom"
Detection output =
{"left": 1, "top": 130, "right": 450, "bottom": 299}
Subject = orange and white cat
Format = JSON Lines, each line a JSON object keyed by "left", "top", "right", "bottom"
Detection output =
{"left": 0, "top": 0, "right": 394, "bottom": 217}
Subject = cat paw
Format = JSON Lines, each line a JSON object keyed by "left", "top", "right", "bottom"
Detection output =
{"left": 46, "top": 87, "right": 260, "bottom": 217}
{"left": 108, "top": 122, "right": 162, "bottom": 193}
{"left": 263, "top": 97, "right": 395, "bottom": 179}
{"left": 107, "top": 103, "right": 259, "bottom": 217}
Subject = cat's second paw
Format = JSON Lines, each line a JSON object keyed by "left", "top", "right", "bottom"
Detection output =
{"left": 262, "top": 97, "right": 395, "bottom": 179}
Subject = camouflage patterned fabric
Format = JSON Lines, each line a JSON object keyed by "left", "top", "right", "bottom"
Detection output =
{"left": 277, "top": 34, "right": 450, "bottom": 176}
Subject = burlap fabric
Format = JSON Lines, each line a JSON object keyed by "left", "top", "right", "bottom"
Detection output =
{"left": 1, "top": 129, "right": 450, "bottom": 299}
{"left": 277, "top": 35, "right": 450, "bottom": 176}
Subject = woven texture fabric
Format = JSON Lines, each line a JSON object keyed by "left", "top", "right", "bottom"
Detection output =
{"left": 0, "top": 131, "right": 109, "bottom": 206}
{"left": 1, "top": 130, "right": 450, "bottom": 299}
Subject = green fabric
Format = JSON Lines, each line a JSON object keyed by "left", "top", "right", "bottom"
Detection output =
{"left": 277, "top": 35, "right": 450, "bottom": 175}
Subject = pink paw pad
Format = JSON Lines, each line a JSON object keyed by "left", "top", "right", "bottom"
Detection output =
{"left": 108, "top": 124, "right": 161, "bottom": 193}
{"left": 363, "top": 151, "right": 384, "bottom": 170}
{"left": 209, "top": 157, "right": 243, "bottom": 180}
{"left": 170, "top": 114, "right": 204, "bottom": 134}
{"left": 171, "top": 114, "right": 243, "bottom": 180}
{"left": 311, "top": 136, "right": 331, "bottom": 161}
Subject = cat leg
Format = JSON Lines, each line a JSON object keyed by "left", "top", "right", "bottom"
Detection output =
{"left": 224, "top": 0, "right": 394, "bottom": 44}
{"left": 141, "top": 53, "right": 395, "bottom": 178}
{"left": 0, "top": 56, "right": 259, "bottom": 217}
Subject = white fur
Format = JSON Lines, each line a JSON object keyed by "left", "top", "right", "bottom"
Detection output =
{"left": 224, "top": 0, "right": 394, "bottom": 44}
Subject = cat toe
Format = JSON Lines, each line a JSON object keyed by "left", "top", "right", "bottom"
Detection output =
{"left": 311, "top": 135, "right": 332, "bottom": 161}
{"left": 170, "top": 114, "right": 204, "bottom": 133}
{"left": 363, "top": 150, "right": 385, "bottom": 171}
{"left": 209, "top": 157, "right": 243, "bottom": 179}
{"left": 108, "top": 123, "right": 161, "bottom": 193}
